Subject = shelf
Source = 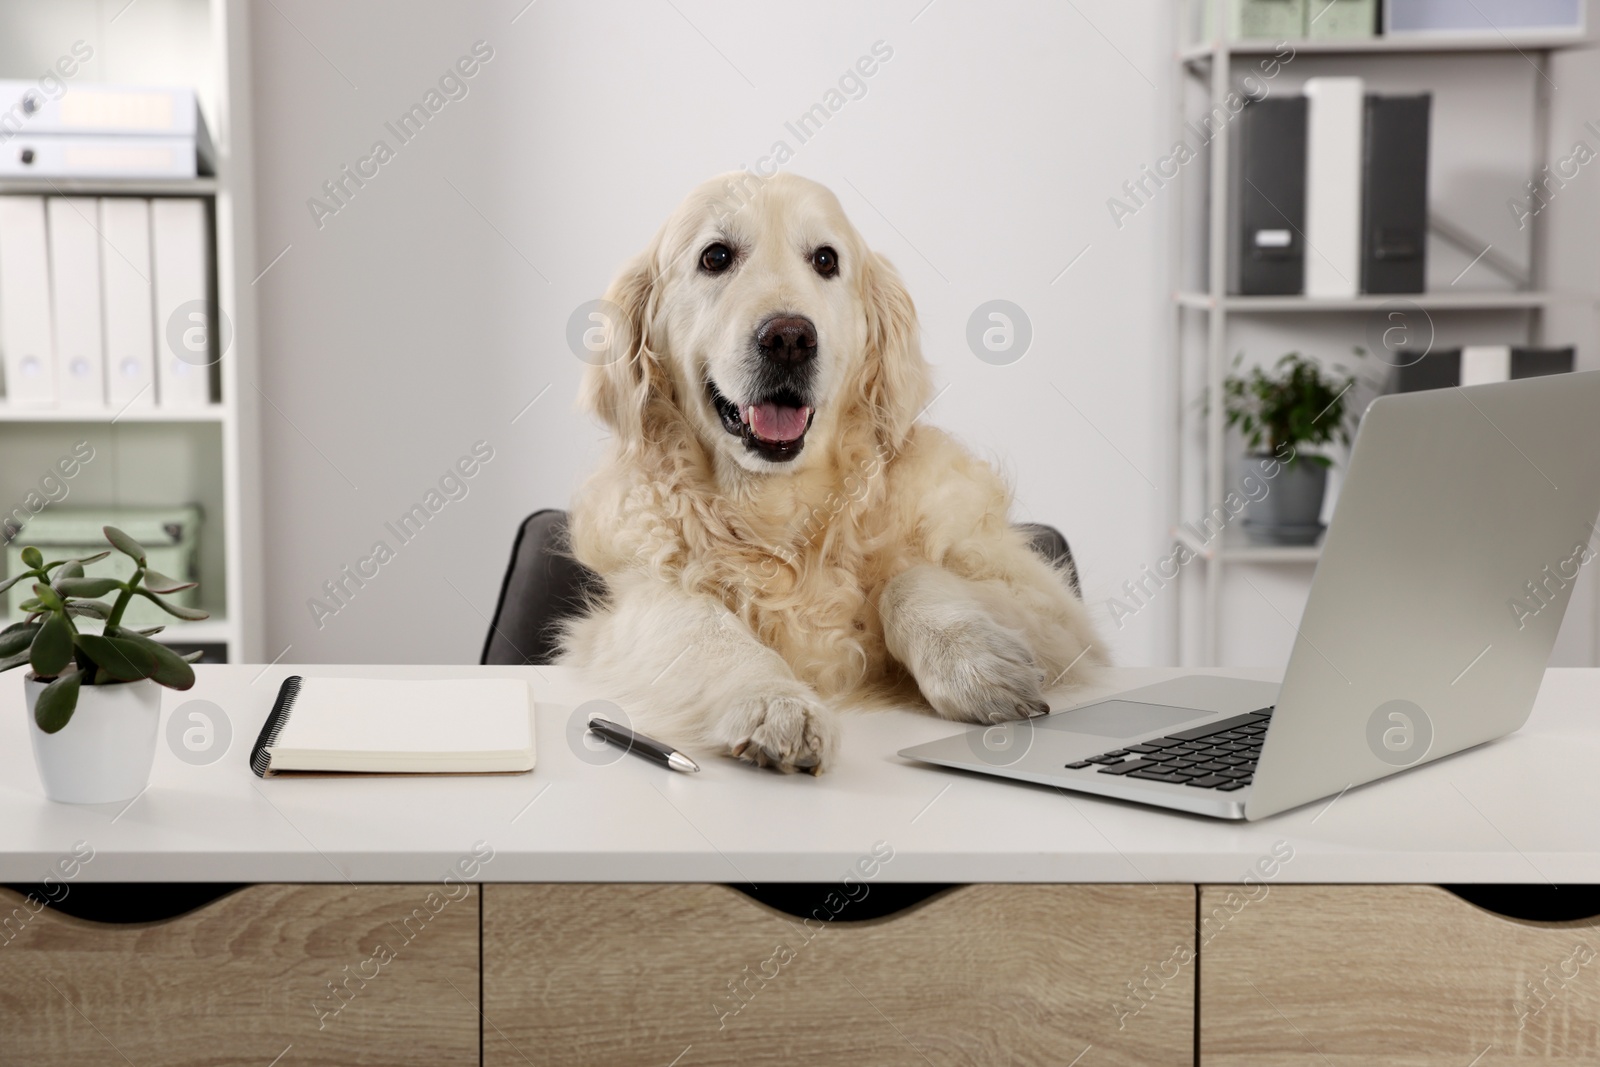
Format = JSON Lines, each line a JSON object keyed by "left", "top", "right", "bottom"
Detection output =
{"left": 0, "top": 405, "right": 227, "bottom": 424}
{"left": 1174, "top": 290, "right": 1567, "bottom": 313}
{"left": 1174, "top": 525, "right": 1323, "bottom": 564}
{"left": 156, "top": 618, "right": 235, "bottom": 645}
{"left": 0, "top": 177, "right": 219, "bottom": 197}
{"left": 1180, "top": 33, "right": 1594, "bottom": 64}
{"left": 0, "top": 615, "right": 235, "bottom": 646}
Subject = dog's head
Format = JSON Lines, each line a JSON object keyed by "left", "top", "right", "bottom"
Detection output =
{"left": 582, "top": 172, "right": 930, "bottom": 474}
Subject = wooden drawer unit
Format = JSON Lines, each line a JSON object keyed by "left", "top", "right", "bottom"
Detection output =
{"left": 0, "top": 884, "right": 479, "bottom": 1066}
{"left": 483, "top": 882, "right": 1196, "bottom": 1066}
{"left": 1200, "top": 884, "right": 1600, "bottom": 1065}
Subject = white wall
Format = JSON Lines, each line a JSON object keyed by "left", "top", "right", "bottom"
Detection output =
{"left": 249, "top": 0, "right": 1176, "bottom": 666}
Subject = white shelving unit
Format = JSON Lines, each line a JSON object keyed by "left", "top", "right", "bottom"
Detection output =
{"left": 0, "top": 406, "right": 229, "bottom": 423}
{"left": 1174, "top": 290, "right": 1568, "bottom": 312}
{"left": 1171, "top": 3, "right": 1595, "bottom": 665}
{"left": 0, "top": 177, "right": 220, "bottom": 197}
{"left": 0, "top": 0, "right": 261, "bottom": 663}
{"left": 1178, "top": 31, "right": 1593, "bottom": 62}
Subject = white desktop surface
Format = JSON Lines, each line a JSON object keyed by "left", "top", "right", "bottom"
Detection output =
{"left": 1, "top": 665, "right": 1596, "bottom": 884}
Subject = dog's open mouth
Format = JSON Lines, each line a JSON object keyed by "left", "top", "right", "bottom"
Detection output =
{"left": 708, "top": 380, "right": 815, "bottom": 462}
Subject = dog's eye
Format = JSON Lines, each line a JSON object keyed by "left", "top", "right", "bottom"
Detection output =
{"left": 700, "top": 243, "right": 734, "bottom": 274}
{"left": 812, "top": 246, "right": 839, "bottom": 278}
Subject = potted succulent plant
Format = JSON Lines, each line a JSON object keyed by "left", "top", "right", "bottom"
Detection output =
{"left": 1222, "top": 351, "right": 1362, "bottom": 545}
{"left": 0, "top": 526, "right": 207, "bottom": 803}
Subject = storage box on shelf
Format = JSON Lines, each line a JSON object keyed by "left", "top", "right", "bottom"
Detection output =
{"left": 1385, "top": 0, "right": 1585, "bottom": 38}
{"left": 3, "top": 506, "right": 202, "bottom": 629}
{"left": 1201, "top": 0, "right": 1380, "bottom": 43}
{"left": 1187, "top": 0, "right": 1584, "bottom": 58}
{"left": 0, "top": 419, "right": 233, "bottom": 658}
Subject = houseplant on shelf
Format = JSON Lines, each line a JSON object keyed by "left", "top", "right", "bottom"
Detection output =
{"left": 1222, "top": 350, "right": 1362, "bottom": 545}
{"left": 0, "top": 525, "right": 207, "bottom": 803}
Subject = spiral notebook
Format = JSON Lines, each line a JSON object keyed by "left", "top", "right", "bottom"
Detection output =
{"left": 251, "top": 676, "right": 536, "bottom": 777}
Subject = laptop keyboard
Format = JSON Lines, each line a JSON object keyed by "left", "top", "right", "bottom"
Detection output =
{"left": 1063, "top": 707, "right": 1274, "bottom": 791}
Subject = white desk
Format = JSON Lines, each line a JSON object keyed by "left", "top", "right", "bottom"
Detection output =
{"left": 2, "top": 664, "right": 1597, "bottom": 884}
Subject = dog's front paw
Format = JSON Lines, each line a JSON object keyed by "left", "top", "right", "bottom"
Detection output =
{"left": 720, "top": 690, "right": 838, "bottom": 775}
{"left": 910, "top": 619, "right": 1050, "bottom": 726}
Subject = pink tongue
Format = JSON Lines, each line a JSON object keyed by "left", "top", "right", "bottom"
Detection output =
{"left": 748, "top": 403, "right": 810, "bottom": 443}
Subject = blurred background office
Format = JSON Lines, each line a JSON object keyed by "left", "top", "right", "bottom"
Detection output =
{"left": 0, "top": 0, "right": 1595, "bottom": 670}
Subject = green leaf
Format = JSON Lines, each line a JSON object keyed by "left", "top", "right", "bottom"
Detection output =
{"left": 0, "top": 648, "right": 32, "bottom": 672}
{"left": 133, "top": 625, "right": 166, "bottom": 637}
{"left": 179, "top": 650, "right": 204, "bottom": 664}
{"left": 103, "top": 526, "right": 147, "bottom": 564}
{"left": 29, "top": 613, "right": 74, "bottom": 678}
{"left": 0, "top": 571, "right": 39, "bottom": 596}
{"left": 1221, "top": 351, "right": 1357, "bottom": 460}
{"left": 0, "top": 623, "right": 40, "bottom": 657}
{"left": 140, "top": 568, "right": 197, "bottom": 595}
{"left": 54, "top": 577, "right": 124, "bottom": 598}
{"left": 65, "top": 602, "right": 112, "bottom": 621}
{"left": 68, "top": 551, "right": 110, "bottom": 567}
{"left": 33, "top": 669, "right": 82, "bottom": 734}
{"left": 17, "top": 598, "right": 43, "bottom": 613}
{"left": 20, "top": 546, "right": 43, "bottom": 569}
{"left": 72, "top": 633, "right": 155, "bottom": 682}
{"left": 115, "top": 630, "right": 196, "bottom": 689}
{"left": 137, "top": 590, "right": 209, "bottom": 621}
{"left": 31, "top": 583, "right": 63, "bottom": 611}
{"left": 55, "top": 561, "right": 85, "bottom": 580}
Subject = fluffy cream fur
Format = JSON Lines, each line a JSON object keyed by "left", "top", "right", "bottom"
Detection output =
{"left": 562, "top": 172, "right": 1104, "bottom": 773}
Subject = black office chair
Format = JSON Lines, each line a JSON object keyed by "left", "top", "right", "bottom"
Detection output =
{"left": 480, "top": 509, "right": 1081, "bottom": 666}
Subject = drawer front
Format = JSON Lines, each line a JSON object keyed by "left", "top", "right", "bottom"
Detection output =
{"left": 1200, "top": 884, "right": 1600, "bottom": 1065}
{"left": 0, "top": 884, "right": 478, "bottom": 1066}
{"left": 484, "top": 883, "right": 1195, "bottom": 1066}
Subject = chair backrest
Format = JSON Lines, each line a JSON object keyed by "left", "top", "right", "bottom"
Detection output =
{"left": 480, "top": 510, "right": 603, "bottom": 667}
{"left": 1015, "top": 522, "right": 1081, "bottom": 599}
{"left": 481, "top": 510, "right": 1080, "bottom": 666}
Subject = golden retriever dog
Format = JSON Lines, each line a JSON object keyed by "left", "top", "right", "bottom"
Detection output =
{"left": 562, "top": 172, "right": 1103, "bottom": 773}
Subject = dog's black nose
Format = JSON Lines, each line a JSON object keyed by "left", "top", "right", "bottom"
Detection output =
{"left": 756, "top": 315, "right": 817, "bottom": 367}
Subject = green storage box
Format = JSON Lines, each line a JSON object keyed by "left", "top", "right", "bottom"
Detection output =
{"left": 1204, "top": 0, "right": 1307, "bottom": 40}
{"left": 4, "top": 506, "right": 202, "bottom": 630}
{"left": 1307, "top": 0, "right": 1376, "bottom": 37}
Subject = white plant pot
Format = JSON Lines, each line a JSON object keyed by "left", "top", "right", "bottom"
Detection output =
{"left": 25, "top": 675, "right": 162, "bottom": 804}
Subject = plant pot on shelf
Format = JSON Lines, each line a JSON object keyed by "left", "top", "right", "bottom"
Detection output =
{"left": 1237, "top": 454, "right": 1328, "bottom": 546}
{"left": 25, "top": 674, "right": 161, "bottom": 804}
{"left": 1220, "top": 350, "right": 1365, "bottom": 547}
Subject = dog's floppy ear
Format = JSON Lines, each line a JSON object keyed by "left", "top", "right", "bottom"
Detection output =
{"left": 579, "top": 242, "right": 669, "bottom": 445}
{"left": 858, "top": 251, "right": 933, "bottom": 451}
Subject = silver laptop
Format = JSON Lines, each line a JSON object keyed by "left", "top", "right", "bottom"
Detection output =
{"left": 901, "top": 371, "right": 1600, "bottom": 820}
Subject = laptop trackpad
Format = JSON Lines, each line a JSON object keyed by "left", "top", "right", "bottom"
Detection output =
{"left": 1034, "top": 699, "right": 1210, "bottom": 739}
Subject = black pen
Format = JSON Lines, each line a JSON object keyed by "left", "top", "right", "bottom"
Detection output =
{"left": 587, "top": 716, "right": 700, "bottom": 774}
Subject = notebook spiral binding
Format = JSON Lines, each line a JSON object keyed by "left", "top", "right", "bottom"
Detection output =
{"left": 250, "top": 675, "right": 303, "bottom": 777}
